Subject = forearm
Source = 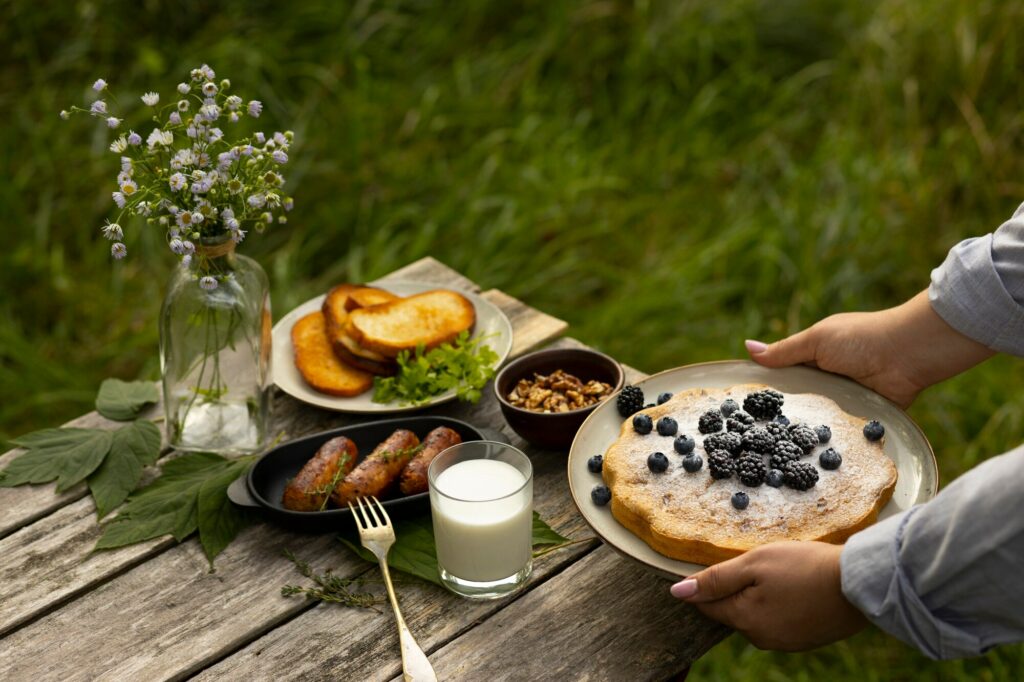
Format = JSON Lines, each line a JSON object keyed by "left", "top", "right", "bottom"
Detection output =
{"left": 840, "top": 445, "right": 1024, "bottom": 659}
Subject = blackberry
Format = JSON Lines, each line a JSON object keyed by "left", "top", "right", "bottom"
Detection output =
{"left": 587, "top": 454, "right": 603, "bottom": 474}
{"left": 788, "top": 424, "right": 818, "bottom": 454}
{"left": 591, "top": 485, "right": 612, "bottom": 506}
{"left": 632, "top": 413, "right": 653, "bottom": 435}
{"left": 707, "top": 450, "right": 735, "bottom": 480}
{"left": 743, "top": 389, "right": 784, "bottom": 421}
{"left": 673, "top": 434, "right": 696, "bottom": 455}
{"left": 704, "top": 431, "right": 742, "bottom": 456}
{"left": 731, "top": 491, "right": 750, "bottom": 510}
{"left": 726, "top": 411, "right": 755, "bottom": 433}
{"left": 720, "top": 398, "right": 740, "bottom": 417}
{"left": 819, "top": 448, "right": 842, "bottom": 470}
{"left": 766, "top": 468, "right": 785, "bottom": 488}
{"left": 656, "top": 416, "right": 679, "bottom": 437}
{"left": 815, "top": 425, "right": 832, "bottom": 444}
{"left": 647, "top": 451, "right": 670, "bottom": 473}
{"left": 682, "top": 454, "right": 703, "bottom": 473}
{"left": 764, "top": 421, "right": 788, "bottom": 440}
{"left": 774, "top": 415, "right": 791, "bottom": 426}
{"left": 864, "top": 420, "right": 885, "bottom": 441}
{"left": 770, "top": 439, "right": 803, "bottom": 469}
{"left": 737, "top": 452, "right": 767, "bottom": 487}
{"left": 698, "top": 410, "right": 724, "bottom": 434}
{"left": 783, "top": 461, "right": 819, "bottom": 491}
{"left": 616, "top": 385, "right": 645, "bottom": 417}
{"left": 657, "top": 392, "right": 674, "bottom": 405}
{"left": 740, "top": 426, "right": 775, "bottom": 454}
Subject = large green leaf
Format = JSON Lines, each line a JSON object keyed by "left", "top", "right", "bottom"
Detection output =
{"left": 88, "top": 420, "right": 162, "bottom": 518}
{"left": 1, "top": 428, "right": 113, "bottom": 491}
{"left": 197, "top": 458, "right": 255, "bottom": 564}
{"left": 338, "top": 511, "right": 571, "bottom": 586}
{"left": 95, "top": 452, "right": 227, "bottom": 550}
{"left": 95, "top": 379, "right": 160, "bottom": 421}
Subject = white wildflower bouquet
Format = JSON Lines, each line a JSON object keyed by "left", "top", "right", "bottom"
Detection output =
{"left": 62, "top": 64, "right": 293, "bottom": 290}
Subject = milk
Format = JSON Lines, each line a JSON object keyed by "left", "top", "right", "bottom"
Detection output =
{"left": 430, "top": 459, "right": 532, "bottom": 582}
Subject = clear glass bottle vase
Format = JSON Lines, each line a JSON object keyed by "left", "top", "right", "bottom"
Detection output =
{"left": 160, "top": 237, "right": 272, "bottom": 454}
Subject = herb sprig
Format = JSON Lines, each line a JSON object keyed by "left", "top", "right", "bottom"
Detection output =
{"left": 281, "top": 550, "right": 384, "bottom": 611}
{"left": 371, "top": 331, "right": 499, "bottom": 406}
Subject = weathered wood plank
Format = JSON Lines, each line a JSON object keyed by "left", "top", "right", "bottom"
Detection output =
{"left": 482, "top": 288, "right": 567, "bottom": 358}
{"left": 0, "top": 376, "right": 594, "bottom": 681}
{"left": 0, "top": 401, "right": 164, "bottom": 541}
{"left": 375, "top": 256, "right": 480, "bottom": 292}
{"left": 406, "top": 547, "right": 729, "bottom": 682}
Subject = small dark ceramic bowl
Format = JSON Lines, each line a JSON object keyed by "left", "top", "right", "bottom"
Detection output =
{"left": 495, "top": 348, "right": 625, "bottom": 450}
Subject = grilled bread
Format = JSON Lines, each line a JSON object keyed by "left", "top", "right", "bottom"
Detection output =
{"left": 344, "top": 286, "right": 400, "bottom": 312}
{"left": 602, "top": 384, "right": 897, "bottom": 566}
{"left": 321, "top": 284, "right": 398, "bottom": 376}
{"left": 346, "top": 289, "right": 476, "bottom": 359}
{"left": 291, "top": 311, "right": 374, "bottom": 396}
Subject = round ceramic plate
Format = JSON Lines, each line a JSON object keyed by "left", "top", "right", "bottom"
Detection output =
{"left": 567, "top": 360, "right": 938, "bottom": 579}
{"left": 271, "top": 280, "right": 514, "bottom": 413}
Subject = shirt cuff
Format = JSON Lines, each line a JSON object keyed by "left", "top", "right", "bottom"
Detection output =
{"left": 929, "top": 235, "right": 1024, "bottom": 355}
{"left": 840, "top": 509, "right": 984, "bottom": 660}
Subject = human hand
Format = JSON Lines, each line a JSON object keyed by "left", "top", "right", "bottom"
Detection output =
{"left": 670, "top": 541, "right": 867, "bottom": 651}
{"left": 745, "top": 291, "right": 994, "bottom": 408}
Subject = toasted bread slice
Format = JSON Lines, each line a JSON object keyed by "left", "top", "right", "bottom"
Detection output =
{"left": 292, "top": 311, "right": 374, "bottom": 396}
{"left": 344, "top": 286, "right": 401, "bottom": 312}
{"left": 333, "top": 333, "right": 398, "bottom": 376}
{"left": 322, "top": 284, "right": 361, "bottom": 344}
{"left": 346, "top": 290, "right": 476, "bottom": 358}
{"left": 321, "top": 284, "right": 397, "bottom": 375}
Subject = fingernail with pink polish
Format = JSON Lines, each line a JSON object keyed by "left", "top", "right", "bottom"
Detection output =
{"left": 670, "top": 578, "right": 698, "bottom": 599}
{"left": 745, "top": 339, "right": 768, "bottom": 355}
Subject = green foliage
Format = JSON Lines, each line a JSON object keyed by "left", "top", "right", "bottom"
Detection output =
{"left": 372, "top": 331, "right": 499, "bottom": 405}
{"left": 94, "top": 379, "right": 159, "bottom": 421}
{"left": 95, "top": 451, "right": 255, "bottom": 564}
{"left": 4, "top": 0, "right": 1024, "bottom": 675}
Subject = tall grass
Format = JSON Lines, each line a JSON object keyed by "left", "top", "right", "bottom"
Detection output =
{"left": 3, "top": 0, "right": 1024, "bottom": 677}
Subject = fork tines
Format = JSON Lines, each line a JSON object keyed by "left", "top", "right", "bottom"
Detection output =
{"left": 349, "top": 495, "right": 389, "bottom": 529}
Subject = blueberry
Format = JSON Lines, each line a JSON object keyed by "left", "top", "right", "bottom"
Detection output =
{"left": 819, "top": 448, "right": 842, "bottom": 470}
{"left": 633, "top": 413, "right": 653, "bottom": 435}
{"left": 720, "top": 398, "right": 739, "bottom": 417}
{"left": 682, "top": 454, "right": 703, "bottom": 473}
{"left": 815, "top": 425, "right": 832, "bottom": 444}
{"left": 587, "top": 454, "right": 604, "bottom": 473}
{"left": 673, "top": 434, "right": 696, "bottom": 455}
{"left": 731, "top": 491, "right": 750, "bottom": 510}
{"left": 766, "top": 469, "right": 785, "bottom": 488}
{"left": 644, "top": 403, "right": 656, "bottom": 408}
{"left": 657, "top": 392, "right": 674, "bottom": 405}
{"left": 591, "top": 485, "right": 611, "bottom": 506}
{"left": 647, "top": 452, "right": 670, "bottom": 473}
{"left": 775, "top": 415, "right": 791, "bottom": 426}
{"left": 656, "top": 416, "right": 678, "bottom": 437}
{"left": 864, "top": 420, "right": 885, "bottom": 441}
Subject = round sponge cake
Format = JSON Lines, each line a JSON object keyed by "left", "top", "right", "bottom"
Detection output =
{"left": 602, "top": 384, "right": 897, "bottom": 565}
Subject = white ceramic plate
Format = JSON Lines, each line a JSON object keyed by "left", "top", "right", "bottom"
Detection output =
{"left": 567, "top": 360, "right": 938, "bottom": 579}
{"left": 271, "top": 281, "right": 514, "bottom": 413}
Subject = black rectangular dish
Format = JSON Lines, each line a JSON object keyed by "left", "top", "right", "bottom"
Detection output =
{"left": 227, "top": 416, "right": 508, "bottom": 532}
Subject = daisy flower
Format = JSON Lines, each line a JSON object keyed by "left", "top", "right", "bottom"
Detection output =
{"left": 169, "top": 173, "right": 186, "bottom": 191}
{"left": 272, "top": 150, "right": 288, "bottom": 164}
{"left": 177, "top": 99, "right": 190, "bottom": 112}
{"left": 106, "top": 117, "right": 121, "bottom": 129}
{"left": 112, "top": 191, "right": 126, "bottom": 208}
{"left": 141, "top": 92, "right": 160, "bottom": 106}
{"left": 247, "top": 193, "right": 266, "bottom": 208}
{"left": 101, "top": 221, "right": 123, "bottom": 240}
{"left": 111, "top": 242, "right": 127, "bottom": 259}
{"left": 199, "top": 276, "right": 218, "bottom": 291}
{"left": 225, "top": 95, "right": 242, "bottom": 110}
{"left": 177, "top": 82, "right": 190, "bottom": 94}
{"left": 127, "top": 130, "right": 142, "bottom": 145}
{"left": 93, "top": 78, "right": 107, "bottom": 91}
{"left": 202, "top": 82, "right": 218, "bottom": 96}
{"left": 120, "top": 179, "right": 137, "bottom": 195}
{"left": 248, "top": 100, "right": 262, "bottom": 117}
{"left": 91, "top": 100, "right": 107, "bottom": 115}
{"left": 169, "top": 112, "right": 182, "bottom": 125}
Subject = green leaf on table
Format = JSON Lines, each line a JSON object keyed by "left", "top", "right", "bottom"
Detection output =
{"left": 1, "top": 428, "right": 113, "bottom": 491}
{"left": 338, "top": 510, "right": 571, "bottom": 586}
{"left": 197, "top": 458, "right": 255, "bottom": 564}
{"left": 87, "top": 420, "right": 162, "bottom": 518}
{"left": 95, "top": 451, "right": 255, "bottom": 566}
{"left": 95, "top": 378, "right": 159, "bottom": 421}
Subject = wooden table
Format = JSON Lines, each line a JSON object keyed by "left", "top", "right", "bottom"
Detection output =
{"left": 0, "top": 258, "right": 729, "bottom": 681}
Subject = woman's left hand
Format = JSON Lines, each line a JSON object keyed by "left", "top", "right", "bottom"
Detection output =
{"left": 670, "top": 541, "right": 868, "bottom": 651}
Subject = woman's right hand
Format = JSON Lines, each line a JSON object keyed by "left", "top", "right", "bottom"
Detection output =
{"left": 746, "top": 291, "right": 995, "bottom": 409}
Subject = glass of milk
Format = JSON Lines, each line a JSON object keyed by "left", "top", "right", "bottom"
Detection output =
{"left": 428, "top": 441, "right": 533, "bottom": 599}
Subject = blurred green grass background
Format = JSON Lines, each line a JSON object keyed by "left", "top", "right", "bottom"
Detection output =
{"left": 3, "top": 0, "right": 1024, "bottom": 678}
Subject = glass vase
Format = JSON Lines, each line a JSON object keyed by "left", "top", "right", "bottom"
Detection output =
{"left": 160, "top": 237, "right": 272, "bottom": 455}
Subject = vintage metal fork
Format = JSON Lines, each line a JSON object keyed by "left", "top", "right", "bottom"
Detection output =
{"left": 349, "top": 496, "right": 437, "bottom": 682}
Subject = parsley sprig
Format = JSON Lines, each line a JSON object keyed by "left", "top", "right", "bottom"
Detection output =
{"left": 371, "top": 331, "right": 499, "bottom": 406}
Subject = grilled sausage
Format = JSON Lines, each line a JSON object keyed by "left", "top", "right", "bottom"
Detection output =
{"left": 399, "top": 426, "right": 462, "bottom": 495}
{"left": 331, "top": 429, "right": 421, "bottom": 505}
{"left": 281, "top": 436, "right": 358, "bottom": 511}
